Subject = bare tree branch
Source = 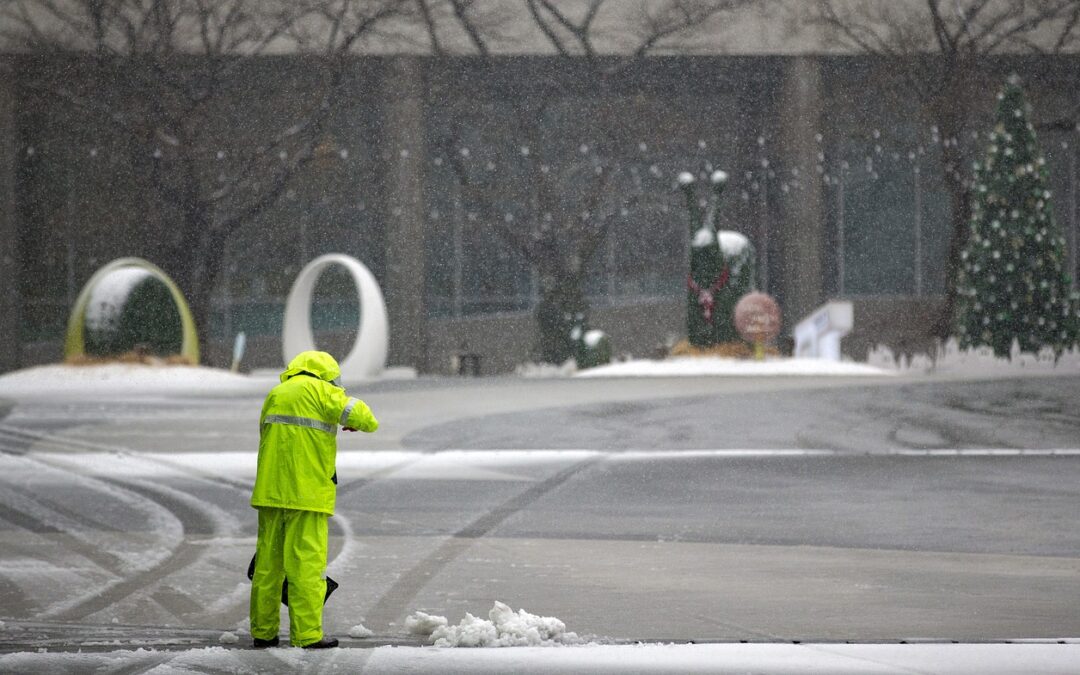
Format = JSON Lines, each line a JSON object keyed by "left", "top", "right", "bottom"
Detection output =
{"left": 414, "top": 0, "right": 444, "bottom": 53}
{"left": 804, "top": 0, "right": 1080, "bottom": 341}
{"left": 447, "top": 0, "right": 490, "bottom": 55}
{"left": 4, "top": 0, "right": 413, "bottom": 356}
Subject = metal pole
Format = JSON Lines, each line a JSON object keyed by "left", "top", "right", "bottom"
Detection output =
{"left": 760, "top": 168, "right": 769, "bottom": 293}
{"left": 66, "top": 184, "right": 76, "bottom": 306}
{"left": 223, "top": 257, "right": 232, "bottom": 341}
{"left": 606, "top": 221, "right": 616, "bottom": 300}
{"left": 914, "top": 162, "right": 923, "bottom": 296}
{"left": 300, "top": 218, "right": 308, "bottom": 262}
{"left": 837, "top": 168, "right": 845, "bottom": 297}
{"left": 452, "top": 202, "right": 464, "bottom": 317}
{"left": 1070, "top": 147, "right": 1077, "bottom": 290}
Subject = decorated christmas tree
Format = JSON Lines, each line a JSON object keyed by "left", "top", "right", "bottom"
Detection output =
{"left": 954, "top": 77, "right": 1080, "bottom": 357}
{"left": 679, "top": 169, "right": 756, "bottom": 348}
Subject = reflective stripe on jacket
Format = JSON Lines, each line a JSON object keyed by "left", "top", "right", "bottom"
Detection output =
{"left": 251, "top": 351, "right": 378, "bottom": 515}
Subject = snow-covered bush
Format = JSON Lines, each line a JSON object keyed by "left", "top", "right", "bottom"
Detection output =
{"left": 567, "top": 313, "right": 611, "bottom": 370}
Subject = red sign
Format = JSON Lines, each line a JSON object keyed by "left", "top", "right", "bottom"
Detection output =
{"left": 734, "top": 292, "right": 781, "bottom": 344}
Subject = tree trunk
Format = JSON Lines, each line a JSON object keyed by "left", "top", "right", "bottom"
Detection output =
{"left": 931, "top": 94, "right": 975, "bottom": 341}
{"left": 934, "top": 158, "right": 973, "bottom": 340}
{"left": 167, "top": 206, "right": 227, "bottom": 366}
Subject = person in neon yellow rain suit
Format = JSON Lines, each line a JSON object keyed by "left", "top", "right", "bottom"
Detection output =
{"left": 250, "top": 351, "right": 378, "bottom": 649}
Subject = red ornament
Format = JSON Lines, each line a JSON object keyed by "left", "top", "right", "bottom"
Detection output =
{"left": 686, "top": 268, "right": 730, "bottom": 324}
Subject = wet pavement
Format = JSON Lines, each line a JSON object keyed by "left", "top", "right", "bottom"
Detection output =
{"left": 0, "top": 373, "right": 1078, "bottom": 654}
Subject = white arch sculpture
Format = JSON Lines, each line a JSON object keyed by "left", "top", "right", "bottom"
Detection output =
{"left": 283, "top": 254, "right": 389, "bottom": 381}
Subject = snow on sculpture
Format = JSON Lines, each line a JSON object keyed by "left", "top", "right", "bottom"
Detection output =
{"left": 282, "top": 254, "right": 388, "bottom": 381}
{"left": 64, "top": 257, "right": 199, "bottom": 363}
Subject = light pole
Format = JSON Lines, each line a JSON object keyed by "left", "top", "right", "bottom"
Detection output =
{"left": 914, "top": 160, "right": 923, "bottom": 296}
{"left": 452, "top": 200, "right": 465, "bottom": 317}
{"left": 1070, "top": 141, "right": 1077, "bottom": 290}
{"left": 759, "top": 158, "right": 770, "bottom": 293}
{"left": 836, "top": 161, "right": 848, "bottom": 297}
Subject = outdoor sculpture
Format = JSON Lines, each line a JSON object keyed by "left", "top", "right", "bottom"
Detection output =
{"left": 282, "top": 254, "right": 388, "bottom": 381}
{"left": 677, "top": 169, "right": 756, "bottom": 353}
{"left": 64, "top": 257, "right": 199, "bottom": 363}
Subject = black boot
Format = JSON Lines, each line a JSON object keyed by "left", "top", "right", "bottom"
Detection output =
{"left": 301, "top": 637, "right": 339, "bottom": 649}
{"left": 252, "top": 636, "right": 280, "bottom": 649}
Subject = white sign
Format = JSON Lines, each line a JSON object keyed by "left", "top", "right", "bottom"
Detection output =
{"left": 794, "top": 301, "right": 853, "bottom": 361}
{"left": 282, "top": 254, "right": 388, "bottom": 381}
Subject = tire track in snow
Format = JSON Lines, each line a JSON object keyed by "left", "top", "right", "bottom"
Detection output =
{"left": 361, "top": 454, "right": 602, "bottom": 630}
{"left": 42, "top": 479, "right": 218, "bottom": 622}
{"left": 0, "top": 424, "right": 230, "bottom": 623}
{"left": 0, "top": 513, "right": 34, "bottom": 612}
{"left": 1, "top": 421, "right": 427, "bottom": 629}
{"left": 4, "top": 429, "right": 369, "bottom": 626}
{"left": 0, "top": 486, "right": 129, "bottom": 575}
{"left": 0, "top": 446, "right": 187, "bottom": 620}
{"left": 0, "top": 421, "right": 252, "bottom": 622}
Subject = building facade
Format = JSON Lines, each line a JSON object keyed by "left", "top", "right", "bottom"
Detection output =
{"left": 1, "top": 51, "right": 1078, "bottom": 374}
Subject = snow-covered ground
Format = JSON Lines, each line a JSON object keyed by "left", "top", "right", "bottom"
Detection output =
{"left": 0, "top": 363, "right": 273, "bottom": 398}
{"left": 515, "top": 339, "right": 1080, "bottom": 379}
{"left": 576, "top": 356, "right": 890, "bottom": 378}
{"left": 515, "top": 356, "right": 891, "bottom": 378}
{"left": 4, "top": 338, "right": 1080, "bottom": 401}
{"left": 868, "top": 338, "right": 1080, "bottom": 376}
{"left": 1, "top": 642, "right": 1078, "bottom": 674}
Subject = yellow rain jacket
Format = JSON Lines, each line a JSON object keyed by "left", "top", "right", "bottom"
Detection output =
{"left": 251, "top": 350, "right": 379, "bottom": 515}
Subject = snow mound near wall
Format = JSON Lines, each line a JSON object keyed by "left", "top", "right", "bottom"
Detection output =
{"left": 413, "top": 602, "right": 582, "bottom": 647}
{"left": 868, "top": 338, "right": 1080, "bottom": 376}
{"left": 0, "top": 363, "right": 272, "bottom": 398}
{"left": 575, "top": 356, "right": 889, "bottom": 378}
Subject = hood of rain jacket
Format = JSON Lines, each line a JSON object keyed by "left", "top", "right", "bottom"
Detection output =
{"left": 279, "top": 350, "right": 341, "bottom": 385}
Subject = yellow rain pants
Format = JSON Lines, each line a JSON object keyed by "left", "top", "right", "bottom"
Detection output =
{"left": 249, "top": 506, "right": 328, "bottom": 646}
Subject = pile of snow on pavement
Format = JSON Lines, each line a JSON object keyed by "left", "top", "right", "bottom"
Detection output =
{"left": 407, "top": 602, "right": 582, "bottom": 647}
{"left": 406, "top": 611, "right": 449, "bottom": 636}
